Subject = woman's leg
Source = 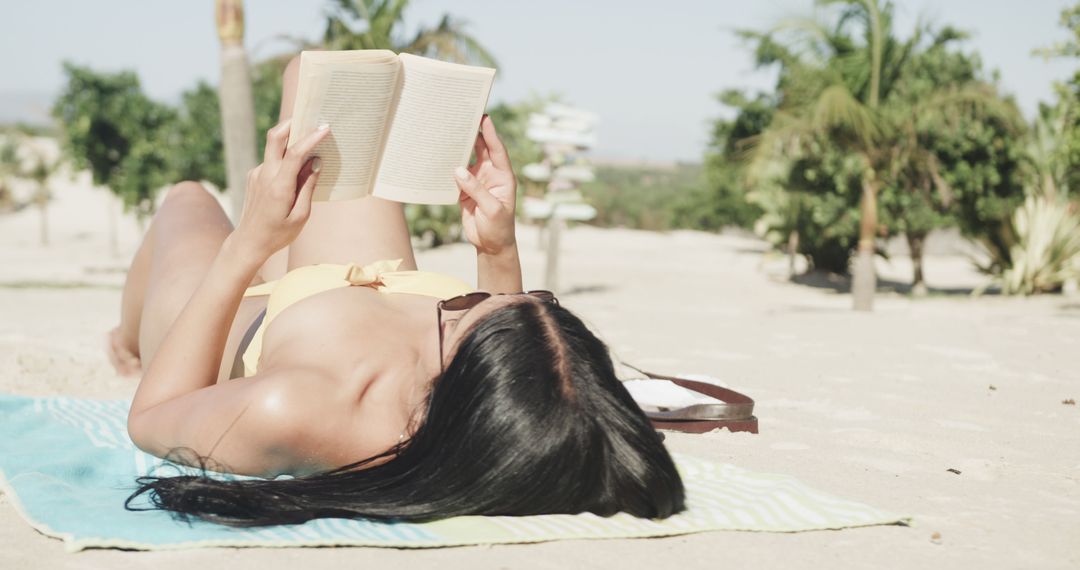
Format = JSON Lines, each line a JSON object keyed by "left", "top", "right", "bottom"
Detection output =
{"left": 286, "top": 196, "right": 418, "bottom": 270}
{"left": 108, "top": 181, "right": 265, "bottom": 379}
{"left": 108, "top": 228, "right": 155, "bottom": 376}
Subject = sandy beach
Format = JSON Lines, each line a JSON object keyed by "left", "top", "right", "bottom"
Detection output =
{"left": 1, "top": 173, "right": 1078, "bottom": 569}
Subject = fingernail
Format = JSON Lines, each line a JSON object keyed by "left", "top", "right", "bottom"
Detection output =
{"left": 312, "top": 157, "right": 322, "bottom": 173}
{"left": 454, "top": 166, "right": 470, "bottom": 180}
{"left": 317, "top": 123, "right": 330, "bottom": 131}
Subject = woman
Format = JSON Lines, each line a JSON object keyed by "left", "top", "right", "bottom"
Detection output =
{"left": 111, "top": 60, "right": 683, "bottom": 527}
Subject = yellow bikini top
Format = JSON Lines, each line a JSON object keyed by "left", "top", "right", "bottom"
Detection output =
{"left": 239, "top": 259, "right": 474, "bottom": 377}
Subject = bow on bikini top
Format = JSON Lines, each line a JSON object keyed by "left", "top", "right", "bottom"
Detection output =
{"left": 239, "top": 259, "right": 474, "bottom": 377}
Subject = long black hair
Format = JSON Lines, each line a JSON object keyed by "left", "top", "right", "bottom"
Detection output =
{"left": 125, "top": 300, "right": 685, "bottom": 526}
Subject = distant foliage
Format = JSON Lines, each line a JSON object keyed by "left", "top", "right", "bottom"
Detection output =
{"left": 51, "top": 63, "right": 176, "bottom": 213}
{"left": 579, "top": 164, "right": 705, "bottom": 232}
{"left": 170, "top": 82, "right": 227, "bottom": 190}
{"left": 486, "top": 98, "right": 546, "bottom": 192}
{"left": 166, "top": 56, "right": 289, "bottom": 192}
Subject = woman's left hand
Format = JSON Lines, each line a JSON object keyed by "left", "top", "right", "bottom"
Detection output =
{"left": 455, "top": 115, "right": 517, "bottom": 255}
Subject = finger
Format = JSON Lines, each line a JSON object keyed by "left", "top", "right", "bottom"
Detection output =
{"left": 289, "top": 157, "right": 321, "bottom": 222}
{"left": 479, "top": 115, "right": 511, "bottom": 170}
{"left": 282, "top": 124, "right": 331, "bottom": 175}
{"left": 454, "top": 166, "right": 501, "bottom": 217}
{"left": 294, "top": 156, "right": 318, "bottom": 198}
{"left": 263, "top": 119, "right": 292, "bottom": 165}
{"left": 472, "top": 131, "right": 490, "bottom": 165}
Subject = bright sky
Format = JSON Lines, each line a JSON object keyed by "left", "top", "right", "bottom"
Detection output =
{"left": 1, "top": 0, "right": 1075, "bottom": 161}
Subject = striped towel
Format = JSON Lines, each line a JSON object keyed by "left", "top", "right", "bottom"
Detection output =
{"left": 0, "top": 394, "right": 909, "bottom": 552}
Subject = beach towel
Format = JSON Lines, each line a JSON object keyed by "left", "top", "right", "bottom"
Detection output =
{"left": 0, "top": 393, "right": 910, "bottom": 552}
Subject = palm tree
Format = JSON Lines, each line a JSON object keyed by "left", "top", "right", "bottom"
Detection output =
{"left": 216, "top": 0, "right": 258, "bottom": 221}
{"left": 749, "top": 0, "right": 1014, "bottom": 309}
{"left": 321, "top": 0, "right": 496, "bottom": 66}
{"left": 747, "top": 0, "right": 886, "bottom": 310}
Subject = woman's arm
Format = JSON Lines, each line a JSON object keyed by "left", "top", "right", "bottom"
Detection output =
{"left": 477, "top": 247, "right": 522, "bottom": 294}
{"left": 455, "top": 116, "right": 523, "bottom": 293}
{"left": 129, "top": 121, "right": 329, "bottom": 418}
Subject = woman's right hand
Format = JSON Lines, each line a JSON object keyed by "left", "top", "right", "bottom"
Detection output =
{"left": 455, "top": 116, "right": 518, "bottom": 256}
{"left": 233, "top": 119, "right": 331, "bottom": 259}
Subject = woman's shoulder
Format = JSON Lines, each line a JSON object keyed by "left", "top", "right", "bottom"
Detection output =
{"left": 250, "top": 364, "right": 412, "bottom": 474}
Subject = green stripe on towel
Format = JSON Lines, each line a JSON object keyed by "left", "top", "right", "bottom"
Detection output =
{"left": 0, "top": 394, "right": 910, "bottom": 552}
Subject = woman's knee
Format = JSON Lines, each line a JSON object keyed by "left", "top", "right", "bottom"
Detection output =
{"left": 150, "top": 181, "right": 232, "bottom": 238}
{"left": 161, "top": 181, "right": 214, "bottom": 205}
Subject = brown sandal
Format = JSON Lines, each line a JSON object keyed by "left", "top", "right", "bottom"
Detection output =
{"left": 622, "top": 363, "right": 759, "bottom": 434}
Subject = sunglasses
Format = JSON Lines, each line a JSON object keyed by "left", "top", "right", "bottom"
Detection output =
{"left": 436, "top": 290, "right": 558, "bottom": 372}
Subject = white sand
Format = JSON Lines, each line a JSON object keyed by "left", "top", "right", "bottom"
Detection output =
{"left": 1, "top": 166, "right": 1078, "bottom": 569}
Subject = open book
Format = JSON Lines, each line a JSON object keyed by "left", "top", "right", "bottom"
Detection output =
{"left": 287, "top": 50, "right": 496, "bottom": 205}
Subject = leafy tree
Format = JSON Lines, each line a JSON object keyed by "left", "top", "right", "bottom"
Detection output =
{"left": 171, "top": 82, "right": 227, "bottom": 189}
{"left": 165, "top": 55, "right": 290, "bottom": 196}
{"left": 684, "top": 90, "right": 771, "bottom": 231}
{"left": 51, "top": 63, "right": 176, "bottom": 214}
{"left": 878, "top": 28, "right": 1023, "bottom": 291}
{"left": 1035, "top": 2, "right": 1080, "bottom": 195}
{"left": 0, "top": 130, "right": 61, "bottom": 244}
{"left": 972, "top": 1, "right": 1080, "bottom": 295}
{"left": 24, "top": 139, "right": 60, "bottom": 246}
{"left": 0, "top": 135, "right": 18, "bottom": 211}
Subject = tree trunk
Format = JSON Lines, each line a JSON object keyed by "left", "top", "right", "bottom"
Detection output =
{"left": 37, "top": 199, "right": 48, "bottom": 246}
{"left": 852, "top": 175, "right": 879, "bottom": 311}
{"left": 107, "top": 192, "right": 119, "bottom": 257}
{"left": 907, "top": 232, "right": 928, "bottom": 297}
{"left": 787, "top": 229, "right": 799, "bottom": 280}
{"left": 216, "top": 0, "right": 258, "bottom": 222}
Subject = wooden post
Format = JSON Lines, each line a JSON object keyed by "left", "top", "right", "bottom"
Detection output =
{"left": 544, "top": 214, "right": 563, "bottom": 292}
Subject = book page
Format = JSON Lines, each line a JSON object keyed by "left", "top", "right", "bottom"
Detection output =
{"left": 287, "top": 50, "right": 401, "bottom": 201}
{"left": 373, "top": 53, "right": 496, "bottom": 205}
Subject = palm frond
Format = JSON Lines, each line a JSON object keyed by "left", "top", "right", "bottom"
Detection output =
{"left": 917, "top": 83, "right": 1024, "bottom": 133}
{"left": 811, "top": 84, "right": 880, "bottom": 145}
{"left": 744, "top": 110, "right": 814, "bottom": 183}
{"left": 403, "top": 15, "right": 496, "bottom": 66}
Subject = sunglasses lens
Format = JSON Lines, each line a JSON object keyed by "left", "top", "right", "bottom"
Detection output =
{"left": 441, "top": 292, "right": 490, "bottom": 311}
{"left": 528, "top": 290, "right": 557, "bottom": 303}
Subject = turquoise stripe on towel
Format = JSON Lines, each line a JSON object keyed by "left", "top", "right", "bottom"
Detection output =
{"left": 0, "top": 394, "right": 909, "bottom": 551}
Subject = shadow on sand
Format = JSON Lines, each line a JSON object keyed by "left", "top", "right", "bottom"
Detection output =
{"left": 560, "top": 284, "right": 613, "bottom": 296}
{"left": 788, "top": 270, "right": 999, "bottom": 297}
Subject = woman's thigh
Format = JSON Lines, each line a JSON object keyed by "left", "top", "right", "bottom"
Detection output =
{"left": 286, "top": 195, "right": 418, "bottom": 271}
{"left": 137, "top": 182, "right": 245, "bottom": 367}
